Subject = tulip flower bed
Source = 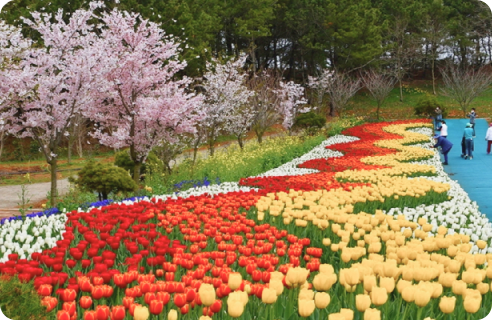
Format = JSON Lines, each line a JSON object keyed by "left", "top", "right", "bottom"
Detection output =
{"left": 1, "top": 120, "right": 492, "bottom": 320}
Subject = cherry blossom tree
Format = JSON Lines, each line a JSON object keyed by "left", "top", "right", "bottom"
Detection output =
{"left": 0, "top": 20, "right": 32, "bottom": 160}
{"left": 0, "top": 4, "right": 103, "bottom": 206}
{"left": 87, "top": 7, "right": 203, "bottom": 183}
{"left": 199, "top": 55, "right": 253, "bottom": 155}
{"left": 248, "top": 72, "right": 308, "bottom": 143}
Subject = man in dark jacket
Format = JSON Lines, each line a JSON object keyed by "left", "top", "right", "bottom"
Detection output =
{"left": 431, "top": 134, "right": 453, "bottom": 165}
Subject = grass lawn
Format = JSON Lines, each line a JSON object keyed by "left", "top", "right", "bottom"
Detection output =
{"left": 344, "top": 81, "right": 492, "bottom": 120}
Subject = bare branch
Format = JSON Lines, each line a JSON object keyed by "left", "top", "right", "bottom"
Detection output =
{"left": 440, "top": 64, "right": 492, "bottom": 117}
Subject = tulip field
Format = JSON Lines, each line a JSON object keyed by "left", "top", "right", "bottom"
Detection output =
{"left": 2, "top": 120, "right": 492, "bottom": 320}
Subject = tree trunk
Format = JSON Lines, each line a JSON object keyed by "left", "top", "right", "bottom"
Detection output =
{"left": 209, "top": 139, "right": 215, "bottom": 157}
{"left": 237, "top": 135, "right": 244, "bottom": 150}
{"left": 255, "top": 129, "right": 264, "bottom": 144}
{"left": 399, "top": 79, "right": 403, "bottom": 102}
{"left": 133, "top": 161, "right": 141, "bottom": 184}
{"left": 0, "top": 132, "right": 4, "bottom": 161}
{"left": 329, "top": 101, "right": 336, "bottom": 117}
{"left": 67, "top": 137, "right": 72, "bottom": 165}
{"left": 431, "top": 58, "right": 436, "bottom": 96}
{"left": 77, "top": 136, "right": 83, "bottom": 158}
{"left": 50, "top": 159, "right": 58, "bottom": 207}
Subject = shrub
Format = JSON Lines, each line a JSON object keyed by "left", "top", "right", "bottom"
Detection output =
{"left": 69, "top": 160, "right": 137, "bottom": 200}
{"left": 292, "top": 112, "right": 327, "bottom": 136}
{"left": 114, "top": 150, "right": 162, "bottom": 179}
{"left": 0, "top": 275, "right": 51, "bottom": 320}
{"left": 414, "top": 95, "right": 447, "bottom": 118}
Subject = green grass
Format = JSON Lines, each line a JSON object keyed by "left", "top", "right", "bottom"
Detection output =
{"left": 344, "top": 81, "right": 492, "bottom": 121}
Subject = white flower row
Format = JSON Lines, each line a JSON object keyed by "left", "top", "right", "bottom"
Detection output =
{"left": 0, "top": 214, "right": 67, "bottom": 262}
{"left": 1, "top": 125, "right": 491, "bottom": 261}
{"left": 256, "top": 135, "right": 360, "bottom": 177}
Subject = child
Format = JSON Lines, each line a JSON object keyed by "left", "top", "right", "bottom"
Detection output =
{"left": 437, "top": 120, "right": 448, "bottom": 138}
{"left": 431, "top": 134, "right": 453, "bottom": 165}
{"left": 486, "top": 123, "right": 492, "bottom": 154}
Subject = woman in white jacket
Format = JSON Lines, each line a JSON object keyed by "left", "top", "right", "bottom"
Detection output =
{"left": 486, "top": 123, "right": 492, "bottom": 154}
{"left": 438, "top": 120, "right": 448, "bottom": 138}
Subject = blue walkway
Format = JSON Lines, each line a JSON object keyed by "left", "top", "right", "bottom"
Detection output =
{"left": 439, "top": 118, "right": 492, "bottom": 219}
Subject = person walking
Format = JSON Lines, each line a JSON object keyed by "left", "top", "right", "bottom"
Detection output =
{"left": 434, "top": 106, "right": 443, "bottom": 130}
{"left": 431, "top": 134, "right": 453, "bottom": 165}
{"left": 486, "top": 123, "right": 492, "bottom": 154}
{"left": 463, "top": 123, "right": 474, "bottom": 159}
{"left": 467, "top": 108, "right": 477, "bottom": 137}
{"left": 437, "top": 120, "right": 448, "bottom": 138}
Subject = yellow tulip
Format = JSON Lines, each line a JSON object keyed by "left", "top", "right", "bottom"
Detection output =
{"left": 356, "top": 294, "right": 371, "bottom": 312}
{"left": 439, "top": 296, "right": 456, "bottom": 314}
{"left": 328, "top": 314, "right": 345, "bottom": 320}
{"left": 370, "top": 287, "right": 388, "bottom": 306}
{"left": 167, "top": 310, "right": 178, "bottom": 320}
{"left": 314, "top": 272, "right": 334, "bottom": 291}
{"left": 452, "top": 280, "right": 467, "bottom": 296}
{"left": 401, "top": 286, "right": 415, "bottom": 303}
{"left": 228, "top": 273, "right": 242, "bottom": 290}
{"left": 463, "top": 297, "right": 481, "bottom": 314}
{"left": 227, "top": 300, "right": 244, "bottom": 318}
{"left": 198, "top": 283, "right": 216, "bottom": 306}
{"left": 314, "top": 292, "right": 330, "bottom": 309}
{"left": 298, "top": 299, "right": 315, "bottom": 317}
{"left": 363, "top": 275, "right": 377, "bottom": 292}
{"left": 299, "top": 289, "right": 315, "bottom": 301}
{"left": 133, "top": 306, "right": 150, "bottom": 320}
{"left": 379, "top": 277, "right": 395, "bottom": 293}
{"left": 364, "top": 308, "right": 381, "bottom": 320}
{"left": 269, "top": 278, "right": 284, "bottom": 296}
{"left": 340, "top": 308, "right": 354, "bottom": 320}
{"left": 261, "top": 288, "right": 278, "bottom": 304}
{"left": 414, "top": 288, "right": 431, "bottom": 307}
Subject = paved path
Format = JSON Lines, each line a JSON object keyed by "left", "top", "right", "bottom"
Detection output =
{"left": 441, "top": 118, "right": 492, "bottom": 219}
{"left": 0, "top": 133, "right": 286, "bottom": 217}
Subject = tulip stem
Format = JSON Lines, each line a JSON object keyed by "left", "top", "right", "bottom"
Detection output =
{"left": 416, "top": 307, "right": 422, "bottom": 320}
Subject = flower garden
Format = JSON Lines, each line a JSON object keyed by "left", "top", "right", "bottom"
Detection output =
{"left": 1, "top": 119, "right": 492, "bottom": 320}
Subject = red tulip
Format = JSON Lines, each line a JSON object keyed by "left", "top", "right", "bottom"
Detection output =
{"left": 81, "top": 259, "right": 91, "bottom": 268}
{"left": 185, "top": 287, "right": 196, "bottom": 302}
{"left": 95, "top": 305, "right": 110, "bottom": 320}
{"left": 62, "top": 301, "right": 76, "bottom": 316}
{"left": 144, "top": 292, "right": 156, "bottom": 305}
{"left": 83, "top": 310, "right": 97, "bottom": 320}
{"left": 110, "top": 306, "right": 125, "bottom": 320}
{"left": 210, "top": 299, "right": 222, "bottom": 313}
{"left": 156, "top": 291, "right": 170, "bottom": 305}
{"left": 91, "top": 285, "right": 104, "bottom": 300}
{"left": 252, "top": 270, "right": 262, "bottom": 282}
{"left": 122, "top": 296, "right": 134, "bottom": 309}
{"left": 102, "top": 285, "right": 114, "bottom": 298}
{"left": 92, "top": 276, "right": 104, "bottom": 286}
{"left": 57, "top": 310, "right": 71, "bottom": 320}
{"left": 149, "top": 299, "right": 164, "bottom": 315}
{"left": 41, "top": 296, "right": 58, "bottom": 312}
{"left": 165, "top": 272, "right": 175, "bottom": 281}
{"left": 78, "top": 277, "right": 93, "bottom": 292}
{"left": 37, "top": 284, "right": 53, "bottom": 296}
{"left": 113, "top": 273, "right": 126, "bottom": 288}
{"left": 180, "top": 303, "right": 190, "bottom": 315}
{"left": 61, "top": 288, "right": 77, "bottom": 302}
{"left": 80, "top": 296, "right": 92, "bottom": 309}
{"left": 174, "top": 293, "right": 187, "bottom": 308}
